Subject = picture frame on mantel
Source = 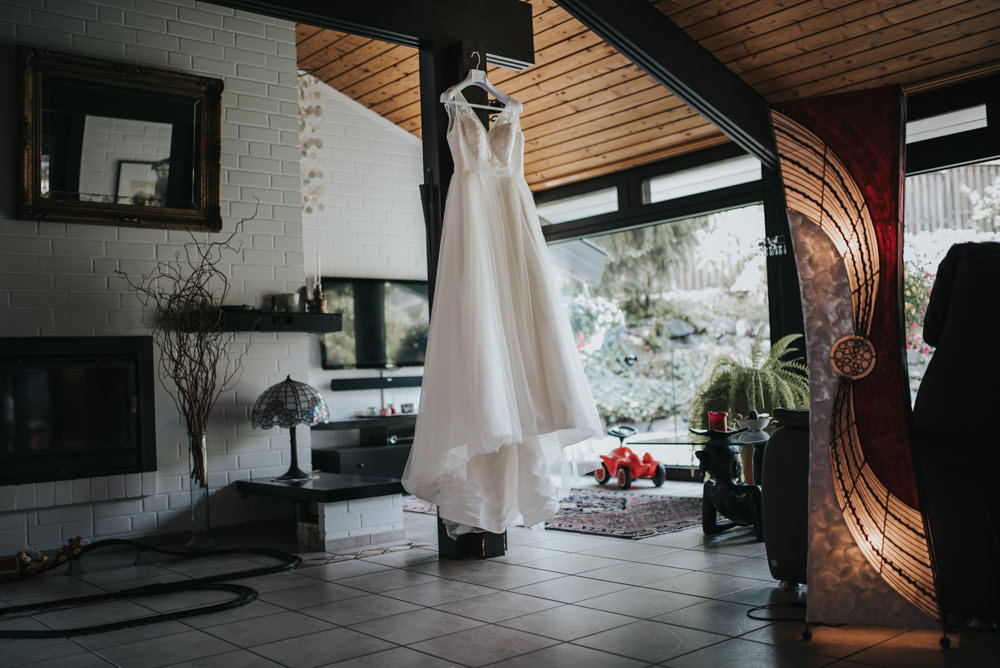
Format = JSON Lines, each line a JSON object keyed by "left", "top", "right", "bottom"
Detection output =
{"left": 17, "top": 46, "right": 224, "bottom": 232}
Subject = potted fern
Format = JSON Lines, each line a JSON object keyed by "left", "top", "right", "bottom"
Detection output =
{"left": 689, "top": 333, "right": 809, "bottom": 430}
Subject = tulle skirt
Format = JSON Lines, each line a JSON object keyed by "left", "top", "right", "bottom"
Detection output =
{"left": 402, "top": 169, "right": 601, "bottom": 533}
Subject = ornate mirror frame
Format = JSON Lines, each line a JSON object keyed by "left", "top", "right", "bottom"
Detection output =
{"left": 17, "top": 47, "right": 223, "bottom": 232}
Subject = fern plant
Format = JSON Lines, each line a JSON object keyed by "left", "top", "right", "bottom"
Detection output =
{"left": 689, "top": 334, "right": 809, "bottom": 429}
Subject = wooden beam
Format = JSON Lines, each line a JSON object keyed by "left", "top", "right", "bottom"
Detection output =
{"left": 555, "top": 0, "right": 777, "bottom": 170}
{"left": 210, "top": 0, "right": 534, "bottom": 70}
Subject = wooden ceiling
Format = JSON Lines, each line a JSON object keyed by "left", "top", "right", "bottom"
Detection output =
{"left": 296, "top": 0, "right": 1000, "bottom": 192}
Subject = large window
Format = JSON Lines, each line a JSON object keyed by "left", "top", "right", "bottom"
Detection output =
{"left": 550, "top": 204, "right": 768, "bottom": 442}
{"left": 903, "top": 159, "right": 1000, "bottom": 398}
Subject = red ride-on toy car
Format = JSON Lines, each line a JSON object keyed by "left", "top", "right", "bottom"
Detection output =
{"left": 595, "top": 425, "right": 667, "bottom": 490}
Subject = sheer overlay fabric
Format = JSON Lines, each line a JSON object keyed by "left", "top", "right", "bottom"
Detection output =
{"left": 402, "top": 92, "right": 602, "bottom": 533}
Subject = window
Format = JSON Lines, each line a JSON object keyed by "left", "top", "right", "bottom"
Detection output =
{"left": 551, "top": 204, "right": 768, "bottom": 449}
{"left": 906, "top": 105, "right": 987, "bottom": 144}
{"left": 536, "top": 186, "right": 618, "bottom": 225}
{"left": 903, "top": 159, "right": 1000, "bottom": 399}
{"left": 643, "top": 155, "right": 761, "bottom": 205}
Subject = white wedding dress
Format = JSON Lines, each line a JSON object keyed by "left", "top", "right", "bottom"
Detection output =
{"left": 402, "top": 92, "right": 602, "bottom": 534}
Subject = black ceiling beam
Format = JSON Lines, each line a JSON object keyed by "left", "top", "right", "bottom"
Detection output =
{"left": 208, "top": 0, "right": 534, "bottom": 70}
{"left": 556, "top": 0, "right": 777, "bottom": 170}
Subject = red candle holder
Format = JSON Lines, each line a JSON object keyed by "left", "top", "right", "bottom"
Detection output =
{"left": 708, "top": 411, "right": 728, "bottom": 432}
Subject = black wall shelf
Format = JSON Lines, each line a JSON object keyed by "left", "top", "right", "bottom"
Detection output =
{"left": 329, "top": 375, "right": 422, "bottom": 391}
{"left": 217, "top": 309, "right": 342, "bottom": 333}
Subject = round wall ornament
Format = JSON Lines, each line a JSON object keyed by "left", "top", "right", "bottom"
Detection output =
{"left": 829, "top": 334, "right": 877, "bottom": 379}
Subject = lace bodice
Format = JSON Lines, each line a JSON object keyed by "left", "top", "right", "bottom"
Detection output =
{"left": 444, "top": 92, "right": 523, "bottom": 177}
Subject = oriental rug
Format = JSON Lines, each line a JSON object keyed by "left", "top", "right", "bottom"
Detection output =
{"left": 403, "top": 490, "right": 703, "bottom": 540}
{"left": 545, "top": 489, "right": 703, "bottom": 539}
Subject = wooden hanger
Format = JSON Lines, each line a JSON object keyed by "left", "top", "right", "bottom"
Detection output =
{"left": 439, "top": 51, "right": 523, "bottom": 114}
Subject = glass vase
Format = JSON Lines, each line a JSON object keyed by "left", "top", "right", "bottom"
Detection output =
{"left": 186, "top": 431, "right": 215, "bottom": 550}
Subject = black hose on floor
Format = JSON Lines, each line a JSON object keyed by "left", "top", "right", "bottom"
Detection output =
{"left": 0, "top": 539, "right": 302, "bottom": 638}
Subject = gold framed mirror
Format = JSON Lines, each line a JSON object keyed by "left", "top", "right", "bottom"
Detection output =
{"left": 17, "top": 47, "right": 223, "bottom": 231}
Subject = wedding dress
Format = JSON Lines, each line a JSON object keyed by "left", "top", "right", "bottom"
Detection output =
{"left": 402, "top": 91, "right": 602, "bottom": 534}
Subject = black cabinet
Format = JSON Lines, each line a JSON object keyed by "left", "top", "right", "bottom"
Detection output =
{"left": 312, "top": 444, "right": 412, "bottom": 479}
{"left": 311, "top": 415, "right": 416, "bottom": 478}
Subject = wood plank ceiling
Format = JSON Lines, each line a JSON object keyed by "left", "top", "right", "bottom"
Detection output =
{"left": 296, "top": 0, "right": 1000, "bottom": 192}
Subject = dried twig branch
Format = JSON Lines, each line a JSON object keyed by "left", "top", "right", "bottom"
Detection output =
{"left": 117, "top": 208, "right": 257, "bottom": 484}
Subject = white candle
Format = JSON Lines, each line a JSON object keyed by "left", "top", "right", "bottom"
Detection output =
{"left": 315, "top": 249, "right": 321, "bottom": 288}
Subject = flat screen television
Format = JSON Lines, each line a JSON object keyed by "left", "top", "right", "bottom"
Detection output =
{"left": 319, "top": 277, "right": 430, "bottom": 369}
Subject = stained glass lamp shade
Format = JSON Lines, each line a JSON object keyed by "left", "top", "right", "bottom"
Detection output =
{"left": 251, "top": 376, "right": 330, "bottom": 482}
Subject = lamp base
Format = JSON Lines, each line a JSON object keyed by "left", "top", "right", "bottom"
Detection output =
{"left": 273, "top": 466, "right": 315, "bottom": 484}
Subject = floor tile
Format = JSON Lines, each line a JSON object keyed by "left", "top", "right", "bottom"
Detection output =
{"left": 642, "top": 548, "right": 742, "bottom": 570}
{"left": 319, "top": 646, "right": 463, "bottom": 667}
{"left": 433, "top": 590, "right": 561, "bottom": 622}
{"left": 518, "top": 552, "right": 621, "bottom": 574}
{"left": 577, "top": 562, "right": 689, "bottom": 585}
{"left": 128, "top": 586, "right": 242, "bottom": 614}
{"left": 652, "top": 599, "right": 772, "bottom": 637}
{"left": 645, "top": 570, "right": 764, "bottom": 598}
{"left": 580, "top": 541, "right": 675, "bottom": 561}
{"left": 179, "top": 599, "right": 285, "bottom": 628}
{"left": 252, "top": 627, "right": 395, "bottom": 668}
{"left": 409, "top": 624, "right": 558, "bottom": 667}
{"left": 575, "top": 586, "right": 704, "bottom": 618}
{"left": 498, "top": 603, "right": 635, "bottom": 641}
{"left": 334, "top": 568, "right": 440, "bottom": 593}
{"left": 77, "top": 564, "right": 177, "bottom": 587}
{"left": 663, "top": 636, "right": 832, "bottom": 668}
{"left": 510, "top": 574, "right": 630, "bottom": 603}
{"left": 638, "top": 530, "right": 710, "bottom": 549}
{"left": 295, "top": 559, "right": 391, "bottom": 581}
{"left": 258, "top": 581, "right": 365, "bottom": 608}
{"left": 347, "top": 608, "right": 485, "bottom": 644}
{"left": 201, "top": 610, "right": 335, "bottom": 647}
{"left": 14, "top": 653, "right": 116, "bottom": 667}
{"left": 835, "top": 627, "right": 997, "bottom": 667}
{"left": 0, "top": 636, "right": 93, "bottom": 665}
{"left": 71, "top": 620, "right": 194, "bottom": 651}
{"left": 31, "top": 599, "right": 158, "bottom": 631}
{"left": 484, "top": 641, "right": 649, "bottom": 667}
{"left": 528, "top": 532, "right": 611, "bottom": 552}
{"left": 300, "top": 592, "right": 421, "bottom": 625}
{"left": 701, "top": 555, "right": 775, "bottom": 580}
{"left": 740, "top": 620, "right": 905, "bottom": 658}
{"left": 381, "top": 578, "right": 498, "bottom": 606}
{"left": 357, "top": 548, "right": 439, "bottom": 568}
{"left": 160, "top": 649, "right": 283, "bottom": 667}
{"left": 489, "top": 545, "right": 565, "bottom": 565}
{"left": 223, "top": 571, "right": 320, "bottom": 593}
{"left": 573, "top": 619, "right": 726, "bottom": 663}
{"left": 693, "top": 531, "right": 767, "bottom": 557}
{"left": 94, "top": 629, "right": 238, "bottom": 668}
{"left": 717, "top": 582, "right": 808, "bottom": 607}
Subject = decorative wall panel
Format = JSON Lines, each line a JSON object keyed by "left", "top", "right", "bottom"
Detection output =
{"left": 772, "top": 87, "right": 938, "bottom": 626}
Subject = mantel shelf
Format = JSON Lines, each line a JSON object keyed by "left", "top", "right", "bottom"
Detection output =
{"left": 216, "top": 309, "right": 342, "bottom": 333}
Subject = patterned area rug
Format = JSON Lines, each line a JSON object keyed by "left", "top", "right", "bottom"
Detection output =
{"left": 403, "top": 490, "right": 703, "bottom": 540}
{"left": 546, "top": 489, "right": 703, "bottom": 539}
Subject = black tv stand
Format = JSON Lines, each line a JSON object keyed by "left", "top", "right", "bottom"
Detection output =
{"left": 312, "top": 415, "right": 416, "bottom": 478}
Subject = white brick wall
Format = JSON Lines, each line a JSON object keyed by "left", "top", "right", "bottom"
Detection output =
{"left": 0, "top": 0, "right": 313, "bottom": 553}
{"left": 299, "top": 75, "right": 427, "bottom": 420}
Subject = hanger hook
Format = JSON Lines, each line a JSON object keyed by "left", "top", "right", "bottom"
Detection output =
{"left": 472, "top": 50, "right": 481, "bottom": 70}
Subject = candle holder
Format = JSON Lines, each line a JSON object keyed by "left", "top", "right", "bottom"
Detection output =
{"left": 306, "top": 284, "right": 327, "bottom": 314}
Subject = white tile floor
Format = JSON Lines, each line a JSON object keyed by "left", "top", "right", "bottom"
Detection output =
{"left": 2, "top": 480, "right": 998, "bottom": 667}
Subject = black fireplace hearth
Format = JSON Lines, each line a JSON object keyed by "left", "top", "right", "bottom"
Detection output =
{"left": 0, "top": 336, "right": 157, "bottom": 486}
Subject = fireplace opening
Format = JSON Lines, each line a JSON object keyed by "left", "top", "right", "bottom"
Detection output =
{"left": 0, "top": 336, "right": 157, "bottom": 486}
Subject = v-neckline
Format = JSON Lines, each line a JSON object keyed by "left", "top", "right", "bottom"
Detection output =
{"left": 450, "top": 91, "right": 517, "bottom": 137}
